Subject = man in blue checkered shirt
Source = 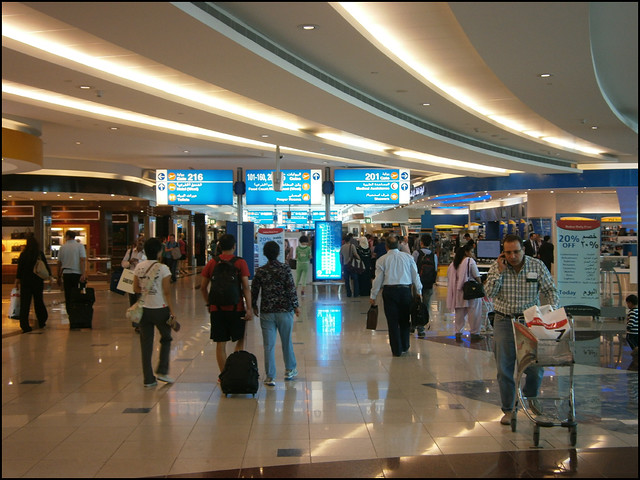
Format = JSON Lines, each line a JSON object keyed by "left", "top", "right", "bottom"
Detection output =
{"left": 484, "top": 234, "right": 558, "bottom": 426}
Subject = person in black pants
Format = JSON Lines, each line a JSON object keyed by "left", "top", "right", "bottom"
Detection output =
{"left": 15, "top": 236, "right": 51, "bottom": 333}
{"left": 369, "top": 235, "right": 423, "bottom": 356}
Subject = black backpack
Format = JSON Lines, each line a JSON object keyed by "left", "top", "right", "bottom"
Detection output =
{"left": 208, "top": 256, "right": 242, "bottom": 309}
{"left": 219, "top": 350, "right": 260, "bottom": 396}
{"left": 416, "top": 250, "right": 437, "bottom": 288}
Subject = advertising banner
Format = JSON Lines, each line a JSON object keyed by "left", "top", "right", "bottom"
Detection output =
{"left": 245, "top": 169, "right": 322, "bottom": 205}
{"left": 256, "top": 228, "right": 285, "bottom": 268}
{"left": 156, "top": 170, "right": 234, "bottom": 205}
{"left": 334, "top": 168, "right": 410, "bottom": 204}
{"left": 556, "top": 218, "right": 601, "bottom": 314}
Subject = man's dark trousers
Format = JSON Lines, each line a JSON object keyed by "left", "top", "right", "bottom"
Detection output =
{"left": 382, "top": 285, "right": 413, "bottom": 356}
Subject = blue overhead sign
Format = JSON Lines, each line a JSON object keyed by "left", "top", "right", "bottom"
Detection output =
{"left": 333, "top": 168, "right": 411, "bottom": 204}
{"left": 245, "top": 169, "right": 322, "bottom": 205}
{"left": 156, "top": 170, "right": 234, "bottom": 205}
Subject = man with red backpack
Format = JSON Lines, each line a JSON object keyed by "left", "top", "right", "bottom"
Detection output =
{"left": 200, "top": 234, "right": 254, "bottom": 376}
{"left": 411, "top": 234, "right": 438, "bottom": 338}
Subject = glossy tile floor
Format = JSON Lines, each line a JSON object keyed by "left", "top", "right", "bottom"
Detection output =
{"left": 2, "top": 273, "right": 637, "bottom": 478}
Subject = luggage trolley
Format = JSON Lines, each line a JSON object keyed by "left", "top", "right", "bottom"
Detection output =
{"left": 511, "top": 315, "right": 577, "bottom": 447}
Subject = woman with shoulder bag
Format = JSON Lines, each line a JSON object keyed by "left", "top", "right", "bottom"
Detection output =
{"left": 15, "top": 236, "right": 51, "bottom": 332}
{"left": 133, "top": 237, "right": 178, "bottom": 388}
{"left": 446, "top": 243, "right": 483, "bottom": 342}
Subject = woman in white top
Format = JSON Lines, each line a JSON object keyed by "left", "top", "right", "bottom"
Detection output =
{"left": 133, "top": 237, "right": 176, "bottom": 387}
{"left": 446, "top": 242, "right": 483, "bottom": 342}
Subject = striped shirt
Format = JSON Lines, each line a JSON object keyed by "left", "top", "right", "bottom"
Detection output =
{"left": 484, "top": 255, "right": 558, "bottom": 315}
{"left": 627, "top": 307, "right": 638, "bottom": 335}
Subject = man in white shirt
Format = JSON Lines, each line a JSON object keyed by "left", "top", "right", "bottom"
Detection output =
{"left": 370, "top": 235, "right": 422, "bottom": 356}
{"left": 57, "top": 230, "right": 87, "bottom": 315}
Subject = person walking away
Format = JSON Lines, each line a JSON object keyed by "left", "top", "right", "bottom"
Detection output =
{"left": 251, "top": 241, "right": 299, "bottom": 386}
{"left": 57, "top": 230, "right": 87, "bottom": 317}
{"left": 178, "top": 233, "right": 188, "bottom": 275}
{"left": 122, "top": 235, "right": 147, "bottom": 332}
{"left": 200, "top": 234, "right": 254, "bottom": 378}
{"left": 538, "top": 235, "right": 554, "bottom": 273}
{"left": 340, "top": 233, "right": 360, "bottom": 297}
{"left": 412, "top": 233, "right": 438, "bottom": 338}
{"left": 15, "top": 236, "right": 51, "bottom": 333}
{"left": 446, "top": 243, "right": 483, "bottom": 342}
{"left": 484, "top": 234, "right": 559, "bottom": 425}
{"left": 370, "top": 234, "right": 422, "bottom": 357}
{"left": 357, "top": 237, "right": 373, "bottom": 296}
{"left": 133, "top": 237, "right": 177, "bottom": 387}
{"left": 162, "top": 234, "right": 179, "bottom": 282}
{"left": 295, "top": 235, "right": 312, "bottom": 295}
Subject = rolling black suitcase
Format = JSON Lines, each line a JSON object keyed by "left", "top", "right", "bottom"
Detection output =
{"left": 68, "top": 283, "right": 95, "bottom": 329}
{"left": 219, "top": 350, "right": 259, "bottom": 397}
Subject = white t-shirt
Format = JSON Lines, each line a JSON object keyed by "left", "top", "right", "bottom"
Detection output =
{"left": 133, "top": 260, "right": 171, "bottom": 309}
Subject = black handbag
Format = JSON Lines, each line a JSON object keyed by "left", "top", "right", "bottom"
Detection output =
{"left": 366, "top": 305, "right": 378, "bottom": 330}
{"left": 410, "top": 295, "right": 429, "bottom": 328}
{"left": 462, "top": 260, "right": 484, "bottom": 300}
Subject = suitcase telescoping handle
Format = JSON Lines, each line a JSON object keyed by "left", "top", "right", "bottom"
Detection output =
{"left": 79, "top": 280, "right": 88, "bottom": 294}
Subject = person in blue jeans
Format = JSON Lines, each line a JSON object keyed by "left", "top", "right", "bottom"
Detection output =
{"left": 484, "top": 234, "right": 558, "bottom": 425}
{"left": 251, "top": 241, "right": 299, "bottom": 387}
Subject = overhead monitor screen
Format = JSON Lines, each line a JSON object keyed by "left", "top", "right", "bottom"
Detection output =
{"left": 314, "top": 221, "right": 342, "bottom": 280}
{"left": 476, "top": 240, "right": 502, "bottom": 260}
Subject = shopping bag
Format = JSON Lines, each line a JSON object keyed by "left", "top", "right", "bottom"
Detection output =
{"left": 116, "top": 268, "right": 136, "bottom": 294}
{"left": 110, "top": 267, "right": 125, "bottom": 295}
{"left": 523, "top": 305, "right": 570, "bottom": 340}
{"left": 34, "top": 258, "right": 50, "bottom": 280}
{"left": 9, "top": 288, "right": 21, "bottom": 319}
{"left": 366, "top": 305, "right": 378, "bottom": 330}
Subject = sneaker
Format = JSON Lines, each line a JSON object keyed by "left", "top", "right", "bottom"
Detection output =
{"left": 284, "top": 368, "right": 298, "bottom": 380}
{"left": 528, "top": 398, "right": 543, "bottom": 416}
{"left": 500, "top": 411, "right": 513, "bottom": 425}
{"left": 156, "top": 374, "right": 175, "bottom": 384}
{"left": 455, "top": 333, "right": 462, "bottom": 342}
{"left": 144, "top": 381, "right": 158, "bottom": 388}
{"left": 417, "top": 327, "right": 425, "bottom": 338}
{"left": 264, "top": 377, "right": 276, "bottom": 386}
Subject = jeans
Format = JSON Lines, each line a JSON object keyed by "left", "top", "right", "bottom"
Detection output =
{"left": 493, "top": 314, "right": 544, "bottom": 413}
{"left": 343, "top": 268, "right": 359, "bottom": 297}
{"left": 382, "top": 286, "right": 413, "bottom": 356}
{"left": 259, "top": 311, "right": 297, "bottom": 379}
{"left": 139, "top": 307, "right": 172, "bottom": 384}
